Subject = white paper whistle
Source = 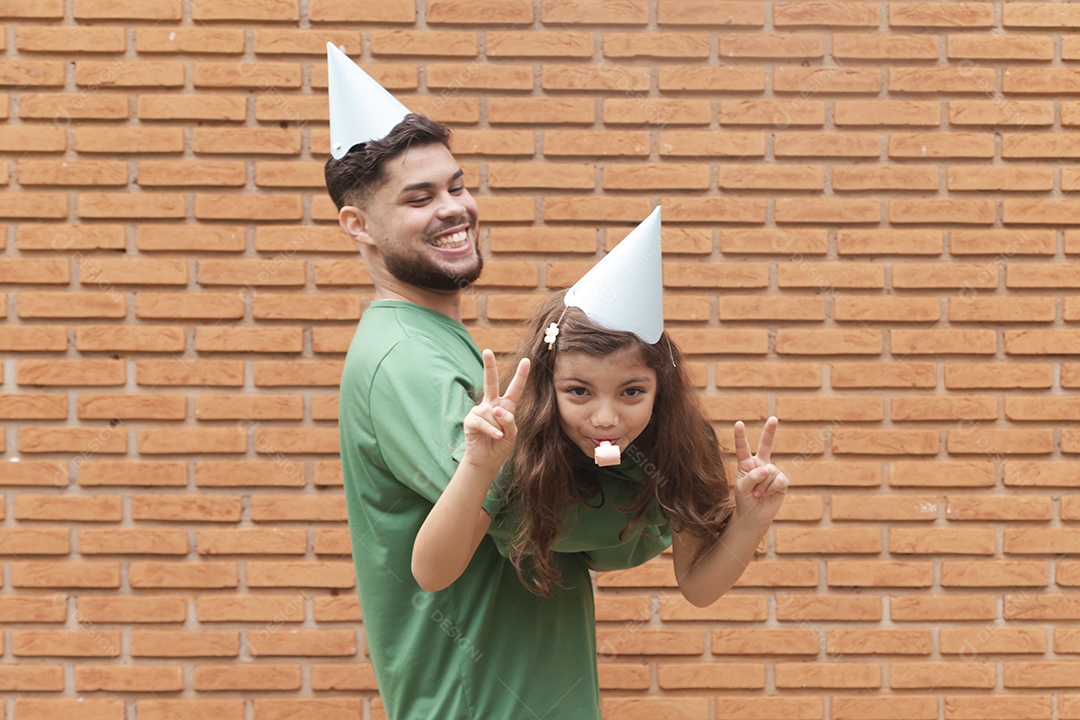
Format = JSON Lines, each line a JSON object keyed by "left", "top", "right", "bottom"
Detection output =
{"left": 563, "top": 206, "right": 663, "bottom": 344}
{"left": 326, "top": 42, "right": 412, "bottom": 159}
{"left": 594, "top": 441, "right": 622, "bottom": 467}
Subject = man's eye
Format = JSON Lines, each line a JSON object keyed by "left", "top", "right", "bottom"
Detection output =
{"left": 408, "top": 197, "right": 431, "bottom": 205}
{"left": 450, "top": 185, "right": 465, "bottom": 194}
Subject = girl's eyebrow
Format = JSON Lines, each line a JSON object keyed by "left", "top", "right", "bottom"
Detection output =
{"left": 557, "top": 376, "right": 593, "bottom": 385}
{"left": 620, "top": 377, "right": 651, "bottom": 386}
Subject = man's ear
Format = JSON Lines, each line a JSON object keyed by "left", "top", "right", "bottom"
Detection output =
{"left": 339, "top": 205, "right": 375, "bottom": 248}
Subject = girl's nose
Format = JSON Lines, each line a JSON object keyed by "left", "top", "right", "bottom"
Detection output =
{"left": 591, "top": 403, "right": 618, "bottom": 429}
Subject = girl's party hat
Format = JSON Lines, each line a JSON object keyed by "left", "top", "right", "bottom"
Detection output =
{"left": 563, "top": 206, "right": 664, "bottom": 344}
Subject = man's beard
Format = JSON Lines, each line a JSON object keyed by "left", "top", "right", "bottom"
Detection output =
{"left": 383, "top": 239, "right": 483, "bottom": 292}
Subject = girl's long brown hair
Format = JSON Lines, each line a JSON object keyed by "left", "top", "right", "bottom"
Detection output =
{"left": 502, "top": 292, "right": 732, "bottom": 596}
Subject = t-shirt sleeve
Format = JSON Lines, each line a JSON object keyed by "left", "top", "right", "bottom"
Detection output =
{"left": 369, "top": 338, "right": 478, "bottom": 506}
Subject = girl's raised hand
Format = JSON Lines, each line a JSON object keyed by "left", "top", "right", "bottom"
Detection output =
{"left": 462, "top": 349, "right": 531, "bottom": 473}
{"left": 731, "top": 416, "right": 789, "bottom": 531}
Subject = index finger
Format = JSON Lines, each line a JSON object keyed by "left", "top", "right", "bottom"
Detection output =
{"left": 756, "top": 416, "right": 778, "bottom": 463}
{"left": 501, "top": 357, "right": 531, "bottom": 407}
{"left": 480, "top": 349, "right": 500, "bottom": 404}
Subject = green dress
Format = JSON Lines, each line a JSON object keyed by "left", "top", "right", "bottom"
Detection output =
{"left": 340, "top": 300, "right": 670, "bottom": 720}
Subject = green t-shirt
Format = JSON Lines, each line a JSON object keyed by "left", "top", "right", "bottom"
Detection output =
{"left": 340, "top": 300, "right": 673, "bottom": 719}
{"left": 340, "top": 301, "right": 602, "bottom": 720}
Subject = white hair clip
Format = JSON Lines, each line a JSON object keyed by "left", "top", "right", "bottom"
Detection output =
{"left": 544, "top": 322, "right": 560, "bottom": 349}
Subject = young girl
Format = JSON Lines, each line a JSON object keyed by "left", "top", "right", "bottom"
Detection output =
{"left": 413, "top": 291, "right": 789, "bottom": 607}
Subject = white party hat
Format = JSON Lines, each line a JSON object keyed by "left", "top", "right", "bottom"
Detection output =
{"left": 564, "top": 206, "right": 664, "bottom": 344}
{"left": 327, "top": 42, "right": 412, "bottom": 159}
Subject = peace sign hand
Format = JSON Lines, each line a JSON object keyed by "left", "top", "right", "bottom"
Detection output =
{"left": 462, "top": 349, "right": 531, "bottom": 474}
{"left": 731, "top": 416, "right": 789, "bottom": 532}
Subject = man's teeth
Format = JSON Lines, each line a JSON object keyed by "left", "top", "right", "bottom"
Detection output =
{"left": 431, "top": 230, "right": 468, "bottom": 248}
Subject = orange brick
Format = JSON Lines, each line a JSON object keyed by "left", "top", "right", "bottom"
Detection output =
{"left": 78, "top": 663, "right": 184, "bottom": 693}
{"left": 15, "top": 494, "right": 122, "bottom": 522}
{"left": 197, "top": 595, "right": 306, "bottom": 624}
{"left": 542, "top": 64, "right": 649, "bottom": 92}
{"left": 0, "top": 60, "right": 65, "bottom": 86}
{"left": 77, "top": 192, "right": 185, "bottom": 219}
{"left": 775, "top": 1, "right": 879, "bottom": 27}
{"left": 833, "top": 33, "right": 939, "bottom": 60}
{"left": 1004, "top": 528, "right": 1080, "bottom": 555}
{"left": 890, "top": 66, "right": 995, "bottom": 93}
{"left": 891, "top": 395, "right": 997, "bottom": 421}
{"left": 660, "top": 66, "right": 765, "bottom": 92}
{"left": 246, "top": 561, "right": 354, "bottom": 588}
{"left": 948, "top": 166, "right": 1052, "bottom": 192}
{"left": 721, "top": 231, "right": 829, "bottom": 255}
{"left": 787, "top": 462, "right": 880, "bottom": 488}
{"left": 775, "top": 662, "right": 881, "bottom": 689}
{"left": 947, "top": 427, "right": 1053, "bottom": 454}
{"left": 890, "top": 662, "right": 995, "bottom": 689}
{"left": 834, "top": 100, "right": 939, "bottom": 127}
{"left": 0, "top": 257, "right": 68, "bottom": 282}
{"left": 16, "top": 224, "right": 125, "bottom": 251}
{"left": 135, "top": 292, "right": 243, "bottom": 319}
{"left": 137, "top": 94, "right": 247, "bottom": 121}
{"left": 428, "top": 0, "right": 532, "bottom": 23}
{"left": 776, "top": 329, "right": 882, "bottom": 355}
{"left": 0, "top": 460, "right": 67, "bottom": 487}
{"left": 834, "top": 297, "right": 939, "bottom": 323}
{"left": 890, "top": 2, "right": 994, "bottom": 28}
{"left": 835, "top": 165, "right": 941, "bottom": 193}
{"left": 18, "top": 359, "right": 123, "bottom": 386}
{"left": 950, "top": 296, "right": 1055, "bottom": 323}
{"left": 941, "top": 626, "right": 1045, "bottom": 655}
{"left": 891, "top": 329, "right": 996, "bottom": 355}
{"left": 610, "top": 27, "right": 704, "bottom": 54}
{"left": 774, "top": 593, "right": 881, "bottom": 622}
{"left": 193, "top": 664, "right": 300, "bottom": 691}
{"left": 1, "top": 0, "right": 64, "bottom": 18}
{"left": 250, "top": 495, "right": 346, "bottom": 522}
{"left": 831, "top": 494, "right": 937, "bottom": 521}
{"left": 944, "top": 362, "right": 1051, "bottom": 389}
{"left": 774, "top": 67, "right": 881, "bottom": 93}
{"left": 75, "top": 325, "right": 185, "bottom": 353}
{"left": 0, "top": 663, "right": 64, "bottom": 690}
{"left": 75, "top": 60, "right": 183, "bottom": 88}
{"left": 1003, "top": 133, "right": 1080, "bottom": 159}
{"left": 73, "top": 0, "right": 181, "bottom": 19}
{"left": 192, "top": 0, "right": 297, "bottom": 21}
{"left": 195, "top": 460, "right": 305, "bottom": 487}
{"left": 13, "top": 699, "right": 124, "bottom": 719}
{"left": 19, "top": 427, "right": 127, "bottom": 454}
{"left": 826, "top": 629, "right": 932, "bottom": 655}
{"left": 718, "top": 164, "right": 824, "bottom": 190}
{"left": 774, "top": 132, "right": 879, "bottom": 157}
{"left": 137, "top": 700, "right": 244, "bottom": 720}
{"left": 17, "top": 25, "right": 126, "bottom": 53}
{"left": 18, "top": 160, "right": 127, "bottom": 187}
{"left": 0, "top": 394, "right": 68, "bottom": 419}
{"left": 605, "top": 98, "right": 712, "bottom": 126}
{"left": 941, "top": 560, "right": 1048, "bottom": 587}
{"left": 660, "top": 130, "right": 765, "bottom": 158}
{"left": 198, "top": 528, "right": 306, "bottom": 555}
{"left": 136, "top": 360, "right": 244, "bottom": 387}
{"left": 657, "top": 663, "right": 764, "bottom": 689}
{"left": 77, "top": 595, "right": 186, "bottom": 623}
{"left": 137, "top": 427, "right": 247, "bottom": 454}
{"left": 136, "top": 224, "right": 245, "bottom": 251}
{"left": 828, "top": 561, "right": 933, "bottom": 587}
{"left": 19, "top": 91, "right": 128, "bottom": 120}
{"left": 253, "top": 361, "right": 343, "bottom": 387}
{"left": 775, "top": 527, "right": 881, "bottom": 554}
{"left": 719, "top": 296, "right": 824, "bottom": 322}
{"left": 949, "top": 99, "right": 1053, "bottom": 127}
{"left": 194, "top": 61, "right": 301, "bottom": 89}
{"left": 130, "top": 561, "right": 238, "bottom": 589}
{"left": 0, "top": 528, "right": 69, "bottom": 555}
{"left": 831, "top": 695, "right": 937, "bottom": 720}
{"left": 136, "top": 27, "right": 245, "bottom": 54}
{"left": 10, "top": 562, "right": 121, "bottom": 590}
{"left": 720, "top": 33, "right": 823, "bottom": 59}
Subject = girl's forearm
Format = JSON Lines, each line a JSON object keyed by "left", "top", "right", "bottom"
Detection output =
{"left": 411, "top": 461, "right": 495, "bottom": 592}
{"left": 674, "top": 514, "right": 769, "bottom": 607}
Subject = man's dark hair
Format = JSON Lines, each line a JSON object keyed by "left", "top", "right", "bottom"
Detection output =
{"left": 324, "top": 113, "right": 452, "bottom": 211}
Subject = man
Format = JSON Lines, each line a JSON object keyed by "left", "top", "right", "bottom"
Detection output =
{"left": 325, "top": 45, "right": 603, "bottom": 720}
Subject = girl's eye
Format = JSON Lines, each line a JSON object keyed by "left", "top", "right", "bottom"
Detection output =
{"left": 567, "top": 387, "right": 588, "bottom": 398}
{"left": 623, "top": 388, "right": 644, "bottom": 398}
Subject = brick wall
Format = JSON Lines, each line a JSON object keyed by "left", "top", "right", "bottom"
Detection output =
{"left": 1, "top": 1, "right": 1078, "bottom": 719}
